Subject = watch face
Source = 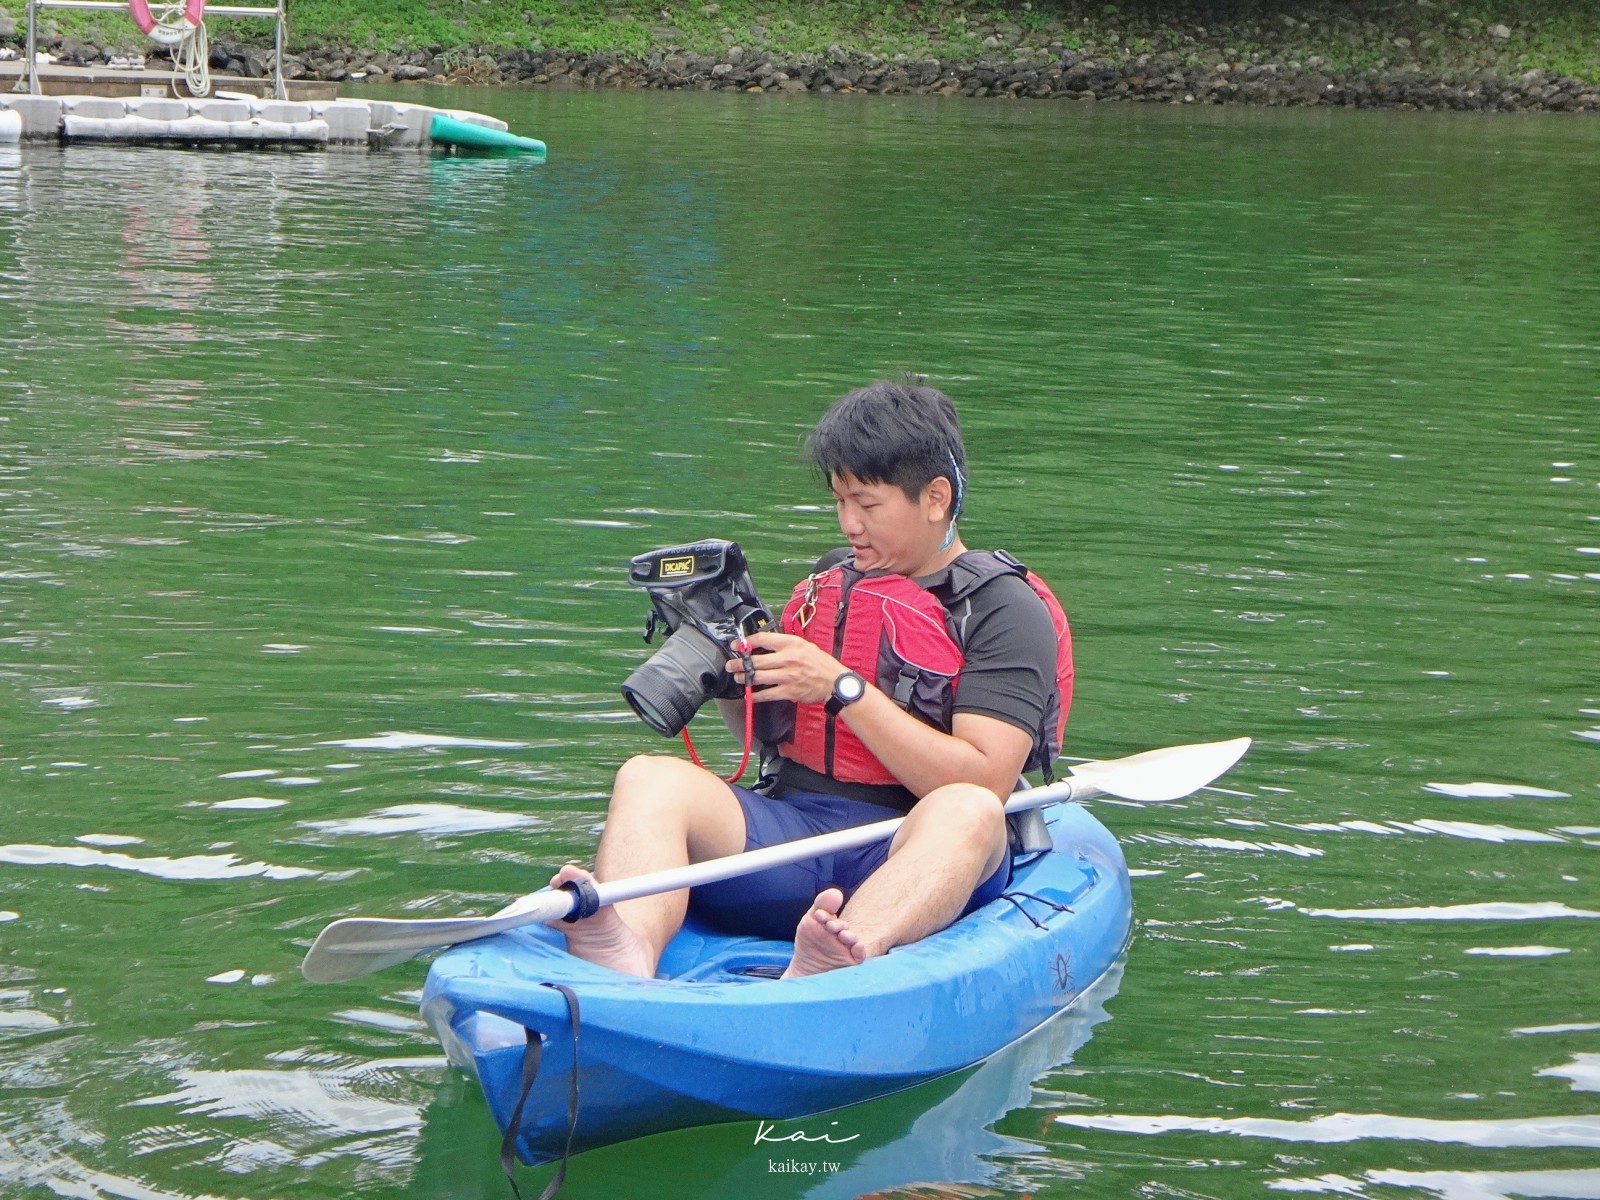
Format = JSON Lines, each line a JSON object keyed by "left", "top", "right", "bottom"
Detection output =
{"left": 836, "top": 672, "right": 866, "bottom": 702}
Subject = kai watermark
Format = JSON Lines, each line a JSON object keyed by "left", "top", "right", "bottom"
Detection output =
{"left": 754, "top": 1119, "right": 858, "bottom": 1173}
{"left": 767, "top": 1158, "right": 841, "bottom": 1175}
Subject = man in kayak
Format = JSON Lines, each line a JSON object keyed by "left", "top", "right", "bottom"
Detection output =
{"left": 554, "top": 381, "right": 1069, "bottom": 978}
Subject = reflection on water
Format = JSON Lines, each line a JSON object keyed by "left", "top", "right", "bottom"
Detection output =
{"left": 1463, "top": 946, "right": 1571, "bottom": 958}
{"left": 320, "top": 733, "right": 531, "bottom": 751}
{"left": 1271, "top": 1167, "right": 1600, "bottom": 1198}
{"left": 0, "top": 842, "right": 321, "bottom": 880}
{"left": 132, "top": 1055, "right": 445, "bottom": 1169}
{"left": 449, "top": 961, "right": 1126, "bottom": 1200}
{"left": 300, "top": 802, "right": 541, "bottom": 837}
{"left": 1300, "top": 901, "right": 1600, "bottom": 921}
{"left": 1423, "top": 782, "right": 1572, "bottom": 799}
{"left": 1055, "top": 1110, "right": 1600, "bottom": 1148}
{"left": 1542, "top": 1055, "right": 1600, "bottom": 1092}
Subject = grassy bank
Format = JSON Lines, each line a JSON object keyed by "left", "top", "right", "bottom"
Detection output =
{"left": 268, "top": 0, "right": 1600, "bottom": 82}
{"left": 24, "top": 0, "right": 1600, "bottom": 84}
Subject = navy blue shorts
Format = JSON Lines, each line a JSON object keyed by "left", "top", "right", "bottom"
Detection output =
{"left": 686, "top": 786, "right": 1012, "bottom": 942}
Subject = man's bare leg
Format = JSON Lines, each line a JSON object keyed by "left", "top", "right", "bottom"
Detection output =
{"left": 783, "top": 783, "right": 1007, "bottom": 979}
{"left": 552, "top": 755, "right": 747, "bottom": 977}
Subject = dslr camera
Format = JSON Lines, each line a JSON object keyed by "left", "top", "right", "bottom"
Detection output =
{"left": 621, "top": 540, "right": 782, "bottom": 738}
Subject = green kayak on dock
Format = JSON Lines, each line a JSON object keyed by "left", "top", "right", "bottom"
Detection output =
{"left": 429, "top": 113, "right": 547, "bottom": 157}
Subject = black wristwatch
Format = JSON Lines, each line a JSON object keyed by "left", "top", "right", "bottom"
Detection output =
{"left": 825, "top": 670, "right": 867, "bottom": 716}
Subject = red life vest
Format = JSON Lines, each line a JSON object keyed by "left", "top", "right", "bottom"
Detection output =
{"left": 778, "top": 550, "right": 1073, "bottom": 786}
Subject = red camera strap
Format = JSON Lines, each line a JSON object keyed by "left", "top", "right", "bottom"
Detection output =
{"left": 678, "top": 640, "right": 757, "bottom": 784}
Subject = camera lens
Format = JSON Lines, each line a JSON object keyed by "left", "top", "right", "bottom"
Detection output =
{"left": 621, "top": 688, "right": 685, "bottom": 739}
{"left": 620, "top": 625, "right": 732, "bottom": 737}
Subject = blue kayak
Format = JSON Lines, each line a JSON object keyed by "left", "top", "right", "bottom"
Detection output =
{"left": 419, "top": 801, "right": 1133, "bottom": 1165}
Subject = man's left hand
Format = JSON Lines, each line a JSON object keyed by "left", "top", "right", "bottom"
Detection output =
{"left": 726, "top": 632, "right": 845, "bottom": 705}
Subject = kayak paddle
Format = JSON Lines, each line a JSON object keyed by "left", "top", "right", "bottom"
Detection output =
{"left": 300, "top": 735, "right": 1249, "bottom": 983}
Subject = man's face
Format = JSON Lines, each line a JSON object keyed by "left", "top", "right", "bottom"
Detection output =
{"left": 829, "top": 471, "right": 941, "bottom": 575}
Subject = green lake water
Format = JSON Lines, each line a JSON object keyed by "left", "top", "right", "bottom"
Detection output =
{"left": 2, "top": 90, "right": 1598, "bottom": 1199}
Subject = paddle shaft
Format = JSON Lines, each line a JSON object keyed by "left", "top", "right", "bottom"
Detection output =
{"left": 304, "top": 777, "right": 1087, "bottom": 981}
{"left": 502, "top": 733, "right": 1249, "bottom": 924}
{"left": 518, "top": 775, "right": 1086, "bottom": 920}
{"left": 299, "top": 736, "right": 1249, "bottom": 983}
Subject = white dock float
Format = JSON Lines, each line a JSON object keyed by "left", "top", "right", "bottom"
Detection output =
{"left": 0, "top": 93, "right": 513, "bottom": 150}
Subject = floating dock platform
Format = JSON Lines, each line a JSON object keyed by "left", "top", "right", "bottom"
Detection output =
{"left": 1, "top": 0, "right": 544, "bottom": 155}
{"left": 0, "top": 91, "right": 544, "bottom": 153}
{"left": 2, "top": 0, "right": 543, "bottom": 154}
{"left": 0, "top": 58, "right": 335, "bottom": 100}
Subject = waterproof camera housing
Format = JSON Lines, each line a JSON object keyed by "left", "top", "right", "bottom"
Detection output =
{"left": 620, "top": 540, "right": 776, "bottom": 737}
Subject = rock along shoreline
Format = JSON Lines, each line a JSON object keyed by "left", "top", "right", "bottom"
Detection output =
{"left": 137, "top": 42, "right": 1600, "bottom": 113}
{"left": 15, "top": 7, "right": 1600, "bottom": 115}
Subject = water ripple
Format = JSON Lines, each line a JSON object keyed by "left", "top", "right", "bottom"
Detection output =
{"left": 1269, "top": 1167, "right": 1600, "bottom": 1198}
{"left": 318, "top": 732, "right": 530, "bottom": 751}
{"left": 1054, "top": 1111, "right": 1600, "bottom": 1148}
{"left": 1423, "top": 782, "right": 1572, "bottom": 800}
{"left": 1539, "top": 1054, "right": 1600, "bottom": 1093}
{"left": 300, "top": 804, "right": 538, "bottom": 837}
{"left": 0, "top": 844, "right": 319, "bottom": 881}
{"left": 1302, "top": 902, "right": 1600, "bottom": 922}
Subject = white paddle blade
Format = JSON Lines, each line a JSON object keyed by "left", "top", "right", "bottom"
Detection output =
{"left": 1068, "top": 736, "right": 1251, "bottom": 802}
{"left": 302, "top": 938, "right": 431, "bottom": 985}
{"left": 301, "top": 890, "right": 572, "bottom": 983}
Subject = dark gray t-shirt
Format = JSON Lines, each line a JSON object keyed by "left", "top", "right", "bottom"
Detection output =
{"left": 916, "top": 564, "right": 1058, "bottom": 740}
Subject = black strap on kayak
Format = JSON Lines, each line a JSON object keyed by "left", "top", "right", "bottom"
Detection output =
{"left": 500, "top": 982, "right": 582, "bottom": 1200}
{"left": 997, "top": 890, "right": 1074, "bottom": 929}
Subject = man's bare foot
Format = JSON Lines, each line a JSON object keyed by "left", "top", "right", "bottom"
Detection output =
{"left": 548, "top": 865, "right": 656, "bottom": 977}
{"left": 782, "top": 887, "right": 873, "bottom": 979}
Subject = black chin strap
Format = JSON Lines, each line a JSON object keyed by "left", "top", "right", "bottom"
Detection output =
{"left": 501, "top": 982, "right": 582, "bottom": 1200}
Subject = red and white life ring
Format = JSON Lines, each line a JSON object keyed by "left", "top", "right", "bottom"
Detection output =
{"left": 128, "top": 0, "right": 206, "bottom": 46}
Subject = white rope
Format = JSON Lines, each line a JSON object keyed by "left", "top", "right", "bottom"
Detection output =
{"left": 147, "top": 3, "right": 210, "bottom": 97}
{"left": 175, "top": 18, "right": 210, "bottom": 97}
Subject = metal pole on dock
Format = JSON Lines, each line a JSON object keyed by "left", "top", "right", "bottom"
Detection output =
{"left": 14, "top": 0, "right": 294, "bottom": 100}
{"left": 272, "top": 0, "right": 285, "bottom": 99}
{"left": 23, "top": 0, "right": 39, "bottom": 94}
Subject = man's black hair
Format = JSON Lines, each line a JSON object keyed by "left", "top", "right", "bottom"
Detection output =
{"left": 805, "top": 381, "right": 967, "bottom": 512}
